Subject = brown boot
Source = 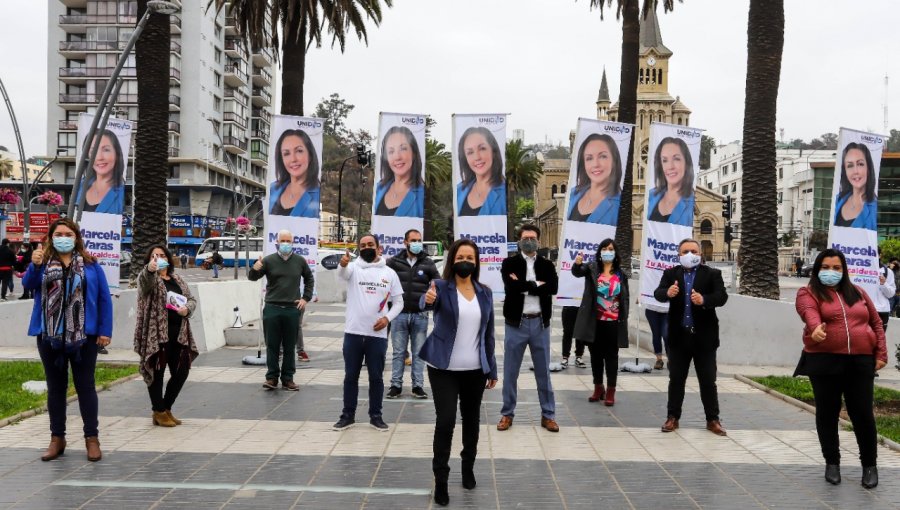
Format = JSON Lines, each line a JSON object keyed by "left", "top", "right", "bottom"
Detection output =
{"left": 41, "top": 436, "right": 66, "bottom": 462}
{"left": 588, "top": 384, "right": 605, "bottom": 402}
{"left": 165, "top": 410, "right": 182, "bottom": 426}
{"left": 153, "top": 411, "right": 177, "bottom": 427}
{"left": 604, "top": 387, "right": 616, "bottom": 407}
{"left": 85, "top": 437, "right": 102, "bottom": 462}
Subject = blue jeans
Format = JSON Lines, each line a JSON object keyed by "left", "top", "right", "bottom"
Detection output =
{"left": 212, "top": 264, "right": 219, "bottom": 277}
{"left": 390, "top": 312, "right": 428, "bottom": 388}
{"left": 501, "top": 317, "right": 555, "bottom": 420}
{"left": 645, "top": 309, "right": 669, "bottom": 356}
{"left": 341, "top": 333, "right": 388, "bottom": 419}
{"left": 37, "top": 337, "right": 99, "bottom": 438}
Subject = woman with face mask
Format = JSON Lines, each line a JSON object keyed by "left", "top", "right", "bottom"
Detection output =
{"left": 795, "top": 249, "right": 887, "bottom": 489}
{"left": 418, "top": 239, "right": 498, "bottom": 506}
{"left": 22, "top": 219, "right": 113, "bottom": 463}
{"left": 133, "top": 245, "right": 199, "bottom": 427}
{"left": 570, "top": 238, "right": 630, "bottom": 406}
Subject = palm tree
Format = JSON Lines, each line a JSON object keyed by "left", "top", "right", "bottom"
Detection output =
{"left": 131, "top": 0, "right": 172, "bottom": 281}
{"left": 424, "top": 138, "right": 451, "bottom": 242}
{"left": 212, "top": 0, "right": 392, "bottom": 116}
{"left": 505, "top": 139, "right": 543, "bottom": 237}
{"left": 738, "top": 0, "right": 784, "bottom": 299}
{"left": 584, "top": 0, "right": 676, "bottom": 266}
{"left": 0, "top": 157, "right": 13, "bottom": 180}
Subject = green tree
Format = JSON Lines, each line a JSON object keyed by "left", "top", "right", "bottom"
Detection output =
{"left": 0, "top": 157, "right": 13, "bottom": 179}
{"left": 424, "top": 138, "right": 452, "bottom": 243}
{"left": 212, "top": 0, "right": 392, "bottom": 116}
{"left": 737, "top": 0, "right": 784, "bottom": 299}
{"left": 700, "top": 134, "right": 716, "bottom": 169}
{"left": 886, "top": 129, "right": 900, "bottom": 152}
{"left": 314, "top": 93, "right": 355, "bottom": 141}
{"left": 516, "top": 198, "right": 535, "bottom": 218}
{"left": 505, "top": 139, "right": 543, "bottom": 237}
{"left": 879, "top": 238, "right": 900, "bottom": 263}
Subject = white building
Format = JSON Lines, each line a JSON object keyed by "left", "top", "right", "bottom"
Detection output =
{"left": 319, "top": 211, "right": 358, "bottom": 243}
{"left": 511, "top": 129, "right": 525, "bottom": 143}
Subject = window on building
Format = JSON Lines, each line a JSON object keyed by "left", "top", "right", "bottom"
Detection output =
{"left": 638, "top": 167, "right": 644, "bottom": 181}
{"left": 700, "top": 219, "right": 713, "bottom": 235}
{"left": 779, "top": 168, "right": 783, "bottom": 179}
{"left": 722, "top": 165, "right": 728, "bottom": 176}
{"left": 560, "top": 184, "right": 566, "bottom": 193}
{"left": 722, "top": 185, "right": 728, "bottom": 195}
{"left": 213, "top": 71, "right": 221, "bottom": 88}
{"left": 778, "top": 192, "right": 783, "bottom": 204}
{"left": 214, "top": 48, "right": 222, "bottom": 64}
{"left": 213, "top": 95, "right": 221, "bottom": 112}
{"left": 659, "top": 69, "right": 664, "bottom": 86}
{"left": 732, "top": 162, "right": 738, "bottom": 173}
{"left": 707, "top": 182, "right": 713, "bottom": 189}
{"left": 169, "top": 165, "right": 180, "bottom": 179}
{"left": 731, "top": 182, "right": 737, "bottom": 192}
{"left": 551, "top": 184, "right": 558, "bottom": 195}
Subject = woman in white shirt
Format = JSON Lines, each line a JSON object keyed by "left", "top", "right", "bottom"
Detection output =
{"left": 419, "top": 239, "right": 498, "bottom": 507}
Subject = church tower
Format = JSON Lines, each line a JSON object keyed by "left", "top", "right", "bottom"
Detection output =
{"left": 596, "top": 68, "right": 611, "bottom": 120}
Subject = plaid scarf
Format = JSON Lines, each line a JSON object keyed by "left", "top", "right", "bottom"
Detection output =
{"left": 40, "top": 255, "right": 87, "bottom": 353}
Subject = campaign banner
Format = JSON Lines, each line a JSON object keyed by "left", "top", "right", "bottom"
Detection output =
{"left": 452, "top": 114, "right": 508, "bottom": 293}
{"left": 75, "top": 113, "right": 134, "bottom": 288}
{"left": 638, "top": 122, "right": 703, "bottom": 308}
{"left": 827, "top": 127, "right": 887, "bottom": 294}
{"left": 264, "top": 115, "right": 324, "bottom": 272}
{"left": 557, "top": 118, "right": 634, "bottom": 305}
{"left": 371, "top": 112, "right": 427, "bottom": 256}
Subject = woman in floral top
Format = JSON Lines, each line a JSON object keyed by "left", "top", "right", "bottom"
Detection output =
{"left": 571, "top": 238, "right": 630, "bottom": 406}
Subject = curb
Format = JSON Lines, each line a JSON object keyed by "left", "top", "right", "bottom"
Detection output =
{"left": 733, "top": 374, "right": 900, "bottom": 455}
{"left": 0, "top": 371, "right": 141, "bottom": 430}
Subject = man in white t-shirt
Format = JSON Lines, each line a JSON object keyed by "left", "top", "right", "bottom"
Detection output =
{"left": 333, "top": 234, "right": 404, "bottom": 432}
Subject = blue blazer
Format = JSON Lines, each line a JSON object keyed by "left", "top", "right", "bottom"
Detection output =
{"left": 23, "top": 261, "right": 113, "bottom": 338}
{"left": 566, "top": 187, "right": 621, "bottom": 225}
{"left": 418, "top": 279, "right": 498, "bottom": 380}
{"left": 834, "top": 193, "right": 877, "bottom": 231}
{"left": 77, "top": 179, "right": 124, "bottom": 215}
{"left": 269, "top": 181, "right": 320, "bottom": 218}
{"left": 373, "top": 178, "right": 424, "bottom": 217}
{"left": 647, "top": 188, "right": 694, "bottom": 227}
{"left": 457, "top": 181, "right": 507, "bottom": 216}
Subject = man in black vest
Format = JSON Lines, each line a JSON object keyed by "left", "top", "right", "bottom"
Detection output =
{"left": 654, "top": 238, "right": 729, "bottom": 436}
{"left": 498, "top": 225, "right": 560, "bottom": 432}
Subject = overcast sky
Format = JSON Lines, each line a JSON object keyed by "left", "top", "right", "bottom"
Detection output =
{"left": 1, "top": 0, "right": 897, "bottom": 158}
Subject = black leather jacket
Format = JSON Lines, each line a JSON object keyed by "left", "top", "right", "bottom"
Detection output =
{"left": 386, "top": 251, "right": 441, "bottom": 313}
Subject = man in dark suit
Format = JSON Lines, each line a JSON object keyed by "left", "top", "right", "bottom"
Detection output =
{"left": 653, "top": 238, "right": 729, "bottom": 436}
{"left": 498, "top": 225, "right": 560, "bottom": 432}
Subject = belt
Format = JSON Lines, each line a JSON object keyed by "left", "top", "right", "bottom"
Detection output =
{"left": 522, "top": 312, "right": 542, "bottom": 319}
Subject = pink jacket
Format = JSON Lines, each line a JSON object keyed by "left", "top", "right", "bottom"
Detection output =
{"left": 795, "top": 286, "right": 888, "bottom": 362}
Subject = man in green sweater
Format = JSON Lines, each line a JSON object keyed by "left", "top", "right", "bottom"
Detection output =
{"left": 249, "top": 229, "right": 315, "bottom": 391}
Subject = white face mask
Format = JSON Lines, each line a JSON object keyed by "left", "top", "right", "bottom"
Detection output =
{"left": 679, "top": 252, "right": 701, "bottom": 269}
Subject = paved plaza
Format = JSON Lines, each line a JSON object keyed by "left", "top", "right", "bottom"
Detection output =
{"left": 1, "top": 303, "right": 899, "bottom": 509}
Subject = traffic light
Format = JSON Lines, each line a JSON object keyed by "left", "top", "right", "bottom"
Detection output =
{"left": 356, "top": 145, "right": 367, "bottom": 165}
{"left": 724, "top": 225, "right": 734, "bottom": 244}
{"left": 721, "top": 197, "right": 731, "bottom": 219}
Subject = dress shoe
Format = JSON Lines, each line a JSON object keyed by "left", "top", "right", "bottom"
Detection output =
{"left": 541, "top": 416, "right": 560, "bottom": 432}
{"left": 861, "top": 466, "right": 878, "bottom": 489}
{"left": 153, "top": 411, "right": 177, "bottom": 427}
{"left": 165, "top": 410, "right": 182, "bottom": 425}
{"left": 497, "top": 415, "right": 513, "bottom": 431}
{"left": 588, "top": 384, "right": 605, "bottom": 402}
{"left": 824, "top": 464, "right": 841, "bottom": 485}
{"left": 661, "top": 416, "right": 679, "bottom": 432}
{"left": 262, "top": 379, "right": 278, "bottom": 390}
{"left": 85, "top": 437, "right": 102, "bottom": 462}
{"left": 604, "top": 387, "right": 616, "bottom": 406}
{"left": 41, "top": 436, "right": 66, "bottom": 462}
{"left": 434, "top": 480, "right": 449, "bottom": 506}
{"left": 706, "top": 420, "right": 727, "bottom": 436}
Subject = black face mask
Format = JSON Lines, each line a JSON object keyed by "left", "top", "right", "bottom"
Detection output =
{"left": 359, "top": 248, "right": 377, "bottom": 263}
{"left": 453, "top": 261, "right": 475, "bottom": 279}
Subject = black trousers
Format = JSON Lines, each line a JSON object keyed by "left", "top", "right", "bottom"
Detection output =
{"left": 428, "top": 366, "right": 486, "bottom": 483}
{"left": 809, "top": 373, "right": 877, "bottom": 467}
{"left": 561, "top": 306, "right": 584, "bottom": 358}
{"left": 588, "top": 320, "right": 619, "bottom": 387}
{"left": 148, "top": 341, "right": 191, "bottom": 412}
{"left": 667, "top": 333, "right": 719, "bottom": 421}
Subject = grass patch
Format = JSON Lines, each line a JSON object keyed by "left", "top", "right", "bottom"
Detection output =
{"left": 0, "top": 361, "right": 138, "bottom": 421}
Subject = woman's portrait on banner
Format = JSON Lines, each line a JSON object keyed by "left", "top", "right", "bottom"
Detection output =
{"left": 833, "top": 142, "right": 878, "bottom": 231}
{"left": 567, "top": 133, "right": 623, "bottom": 225}
{"left": 268, "top": 129, "right": 321, "bottom": 218}
{"left": 77, "top": 129, "right": 125, "bottom": 215}
{"left": 456, "top": 126, "right": 506, "bottom": 217}
{"left": 373, "top": 126, "right": 424, "bottom": 217}
{"left": 646, "top": 136, "right": 695, "bottom": 227}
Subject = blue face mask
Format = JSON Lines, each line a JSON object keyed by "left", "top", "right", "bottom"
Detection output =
{"left": 818, "top": 270, "right": 842, "bottom": 287}
{"left": 278, "top": 242, "right": 293, "bottom": 255}
{"left": 600, "top": 251, "right": 615, "bottom": 263}
{"left": 52, "top": 237, "right": 75, "bottom": 254}
{"left": 408, "top": 242, "right": 423, "bottom": 255}
{"left": 156, "top": 259, "right": 169, "bottom": 270}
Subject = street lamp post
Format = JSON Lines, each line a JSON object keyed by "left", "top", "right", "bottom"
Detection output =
{"left": 0, "top": 76, "right": 31, "bottom": 237}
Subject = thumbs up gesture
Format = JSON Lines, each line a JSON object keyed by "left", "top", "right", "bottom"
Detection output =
{"left": 424, "top": 280, "right": 437, "bottom": 305}
{"left": 147, "top": 254, "right": 158, "bottom": 273}
{"left": 690, "top": 288, "right": 704, "bottom": 305}
{"left": 339, "top": 249, "right": 351, "bottom": 268}
{"left": 252, "top": 256, "right": 264, "bottom": 271}
{"left": 32, "top": 247, "right": 45, "bottom": 266}
{"left": 811, "top": 323, "right": 827, "bottom": 343}
{"left": 574, "top": 252, "right": 584, "bottom": 265}
{"left": 667, "top": 280, "right": 680, "bottom": 298}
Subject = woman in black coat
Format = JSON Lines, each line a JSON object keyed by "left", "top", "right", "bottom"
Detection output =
{"left": 571, "top": 238, "right": 630, "bottom": 406}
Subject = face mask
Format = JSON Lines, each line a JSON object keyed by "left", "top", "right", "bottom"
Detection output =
{"left": 408, "top": 242, "right": 423, "bottom": 255}
{"left": 519, "top": 238, "right": 539, "bottom": 254}
{"left": 600, "top": 251, "right": 616, "bottom": 263}
{"left": 52, "top": 237, "right": 75, "bottom": 254}
{"left": 277, "top": 242, "right": 293, "bottom": 255}
{"left": 679, "top": 252, "right": 701, "bottom": 269}
{"left": 156, "top": 259, "right": 169, "bottom": 270}
{"left": 359, "top": 248, "right": 377, "bottom": 263}
{"left": 453, "top": 261, "right": 476, "bottom": 278}
{"left": 818, "top": 270, "right": 842, "bottom": 287}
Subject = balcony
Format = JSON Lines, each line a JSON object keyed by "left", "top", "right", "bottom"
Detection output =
{"left": 252, "top": 48, "right": 274, "bottom": 68}
{"left": 170, "top": 67, "right": 181, "bottom": 84}
{"left": 170, "top": 40, "right": 181, "bottom": 55}
{"left": 252, "top": 66, "right": 273, "bottom": 87}
{"left": 252, "top": 107, "right": 272, "bottom": 125}
{"left": 168, "top": 147, "right": 179, "bottom": 157}
{"left": 59, "top": 14, "right": 137, "bottom": 30}
{"left": 224, "top": 38, "right": 247, "bottom": 59}
{"left": 250, "top": 149, "right": 268, "bottom": 164}
{"left": 168, "top": 93, "right": 181, "bottom": 111}
{"left": 223, "top": 112, "right": 247, "bottom": 129}
{"left": 170, "top": 15, "right": 181, "bottom": 35}
{"left": 251, "top": 87, "right": 271, "bottom": 106}
{"left": 59, "top": 93, "right": 138, "bottom": 107}
{"left": 59, "top": 66, "right": 137, "bottom": 82}
{"left": 60, "top": 0, "right": 87, "bottom": 7}
{"left": 224, "top": 15, "right": 238, "bottom": 36}
{"left": 251, "top": 128, "right": 269, "bottom": 140}
{"left": 168, "top": 121, "right": 180, "bottom": 133}
{"left": 58, "top": 40, "right": 116, "bottom": 57}
{"left": 224, "top": 88, "right": 247, "bottom": 105}
{"left": 59, "top": 120, "right": 79, "bottom": 130}
{"left": 223, "top": 63, "right": 248, "bottom": 87}
{"left": 223, "top": 136, "right": 247, "bottom": 155}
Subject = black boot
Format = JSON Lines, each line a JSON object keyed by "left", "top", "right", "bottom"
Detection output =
{"left": 861, "top": 466, "right": 878, "bottom": 489}
{"left": 462, "top": 462, "right": 476, "bottom": 490}
{"left": 434, "top": 479, "right": 449, "bottom": 506}
{"left": 824, "top": 464, "right": 840, "bottom": 485}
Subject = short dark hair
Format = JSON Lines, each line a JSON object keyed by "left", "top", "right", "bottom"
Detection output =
{"left": 653, "top": 137, "right": 694, "bottom": 198}
{"left": 518, "top": 224, "right": 540, "bottom": 240}
{"left": 143, "top": 244, "right": 176, "bottom": 274}
{"left": 1, "top": 239, "right": 8, "bottom": 246}
{"left": 442, "top": 239, "right": 481, "bottom": 282}
{"left": 678, "top": 238, "right": 701, "bottom": 253}
{"left": 595, "top": 238, "right": 621, "bottom": 273}
{"left": 358, "top": 233, "right": 379, "bottom": 247}
{"left": 404, "top": 229, "right": 421, "bottom": 241}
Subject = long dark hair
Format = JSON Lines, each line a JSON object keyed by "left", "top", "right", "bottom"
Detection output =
{"left": 379, "top": 126, "right": 424, "bottom": 188}
{"left": 595, "top": 238, "right": 621, "bottom": 274}
{"left": 88, "top": 129, "right": 125, "bottom": 187}
{"left": 442, "top": 239, "right": 481, "bottom": 282}
{"left": 808, "top": 248, "right": 861, "bottom": 305}
{"left": 652, "top": 137, "right": 694, "bottom": 198}
{"left": 43, "top": 218, "right": 95, "bottom": 264}
{"left": 143, "top": 244, "right": 176, "bottom": 274}
{"left": 458, "top": 127, "right": 504, "bottom": 188}
{"left": 837, "top": 142, "right": 877, "bottom": 203}
{"left": 274, "top": 129, "right": 320, "bottom": 190}
{"left": 574, "top": 133, "right": 622, "bottom": 196}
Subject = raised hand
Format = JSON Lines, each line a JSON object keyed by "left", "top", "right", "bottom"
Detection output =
{"left": 811, "top": 323, "right": 826, "bottom": 343}
{"left": 424, "top": 280, "right": 437, "bottom": 305}
{"left": 574, "top": 252, "right": 584, "bottom": 265}
{"left": 31, "top": 247, "right": 44, "bottom": 266}
{"left": 339, "top": 249, "right": 351, "bottom": 268}
{"left": 667, "top": 280, "right": 680, "bottom": 298}
{"left": 147, "top": 254, "right": 158, "bottom": 273}
{"left": 690, "top": 289, "right": 704, "bottom": 306}
{"left": 253, "top": 256, "right": 263, "bottom": 271}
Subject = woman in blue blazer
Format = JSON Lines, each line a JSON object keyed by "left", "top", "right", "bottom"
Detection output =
{"left": 567, "top": 133, "right": 623, "bottom": 225}
{"left": 268, "top": 129, "right": 321, "bottom": 218}
{"left": 373, "top": 126, "right": 425, "bottom": 217}
{"left": 456, "top": 126, "right": 507, "bottom": 217}
{"left": 833, "top": 142, "right": 878, "bottom": 231}
{"left": 646, "top": 137, "right": 696, "bottom": 227}
{"left": 23, "top": 218, "right": 113, "bottom": 463}
{"left": 77, "top": 129, "right": 125, "bottom": 215}
{"left": 419, "top": 239, "right": 497, "bottom": 506}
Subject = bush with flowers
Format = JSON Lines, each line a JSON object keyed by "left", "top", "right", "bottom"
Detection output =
{"left": 0, "top": 188, "right": 20, "bottom": 206}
